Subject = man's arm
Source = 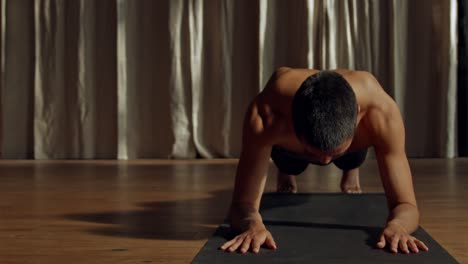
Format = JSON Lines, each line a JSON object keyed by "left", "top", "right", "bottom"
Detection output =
{"left": 229, "top": 99, "right": 272, "bottom": 228}
{"left": 369, "top": 89, "right": 429, "bottom": 253}
{"left": 220, "top": 98, "right": 277, "bottom": 254}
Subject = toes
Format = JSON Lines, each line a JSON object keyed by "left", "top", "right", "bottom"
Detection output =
{"left": 354, "top": 187, "right": 362, "bottom": 194}
{"left": 277, "top": 183, "right": 298, "bottom": 193}
{"left": 342, "top": 186, "right": 362, "bottom": 194}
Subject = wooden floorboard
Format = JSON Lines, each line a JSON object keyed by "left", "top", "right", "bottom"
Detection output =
{"left": 0, "top": 159, "right": 466, "bottom": 263}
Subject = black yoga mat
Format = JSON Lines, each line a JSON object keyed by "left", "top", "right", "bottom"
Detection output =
{"left": 193, "top": 193, "right": 458, "bottom": 263}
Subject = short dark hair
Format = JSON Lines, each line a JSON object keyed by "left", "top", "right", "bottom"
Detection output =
{"left": 292, "top": 71, "right": 357, "bottom": 151}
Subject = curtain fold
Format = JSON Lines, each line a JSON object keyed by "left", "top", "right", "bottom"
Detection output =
{"left": 0, "top": 0, "right": 458, "bottom": 159}
{"left": 2, "top": 0, "right": 34, "bottom": 158}
{"left": 459, "top": 0, "right": 468, "bottom": 156}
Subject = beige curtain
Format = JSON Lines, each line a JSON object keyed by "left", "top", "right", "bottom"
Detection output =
{"left": 0, "top": 0, "right": 458, "bottom": 159}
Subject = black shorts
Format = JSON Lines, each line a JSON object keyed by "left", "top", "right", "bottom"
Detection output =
{"left": 271, "top": 145, "right": 368, "bottom": 175}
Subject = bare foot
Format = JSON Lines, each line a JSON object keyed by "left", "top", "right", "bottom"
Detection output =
{"left": 341, "top": 168, "right": 362, "bottom": 194}
{"left": 277, "top": 172, "right": 298, "bottom": 193}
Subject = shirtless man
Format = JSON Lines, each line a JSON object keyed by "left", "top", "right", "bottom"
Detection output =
{"left": 220, "top": 68, "right": 429, "bottom": 254}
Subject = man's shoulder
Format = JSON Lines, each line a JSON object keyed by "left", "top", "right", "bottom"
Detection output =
{"left": 361, "top": 92, "right": 404, "bottom": 148}
{"left": 265, "top": 67, "right": 319, "bottom": 94}
{"left": 336, "top": 70, "right": 380, "bottom": 90}
{"left": 271, "top": 68, "right": 379, "bottom": 90}
{"left": 242, "top": 97, "right": 290, "bottom": 147}
{"left": 266, "top": 67, "right": 292, "bottom": 91}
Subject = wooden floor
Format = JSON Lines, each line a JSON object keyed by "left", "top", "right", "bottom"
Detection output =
{"left": 0, "top": 159, "right": 467, "bottom": 263}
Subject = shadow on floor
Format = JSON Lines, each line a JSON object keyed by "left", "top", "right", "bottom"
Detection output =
{"left": 63, "top": 189, "right": 233, "bottom": 241}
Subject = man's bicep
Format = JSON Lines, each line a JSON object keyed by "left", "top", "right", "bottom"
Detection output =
{"left": 239, "top": 111, "right": 272, "bottom": 166}
{"left": 241, "top": 97, "right": 276, "bottom": 145}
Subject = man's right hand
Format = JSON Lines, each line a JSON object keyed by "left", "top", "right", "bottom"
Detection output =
{"left": 219, "top": 223, "right": 277, "bottom": 254}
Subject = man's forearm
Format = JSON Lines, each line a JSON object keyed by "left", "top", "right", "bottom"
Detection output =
{"left": 229, "top": 157, "right": 268, "bottom": 220}
{"left": 229, "top": 158, "right": 268, "bottom": 231}
{"left": 387, "top": 203, "right": 420, "bottom": 233}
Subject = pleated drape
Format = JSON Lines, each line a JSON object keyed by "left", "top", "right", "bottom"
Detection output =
{"left": 0, "top": 0, "right": 458, "bottom": 159}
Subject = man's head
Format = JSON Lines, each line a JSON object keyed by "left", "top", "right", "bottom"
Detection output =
{"left": 292, "top": 71, "right": 358, "bottom": 153}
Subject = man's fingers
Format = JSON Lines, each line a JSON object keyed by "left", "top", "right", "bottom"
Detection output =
{"left": 228, "top": 237, "right": 244, "bottom": 252}
{"left": 399, "top": 238, "right": 410, "bottom": 254}
{"left": 415, "top": 239, "right": 429, "bottom": 251}
{"left": 251, "top": 237, "right": 263, "bottom": 253}
{"left": 239, "top": 237, "right": 252, "bottom": 254}
{"left": 390, "top": 236, "right": 400, "bottom": 253}
{"left": 376, "top": 235, "right": 386, "bottom": 248}
{"left": 265, "top": 235, "right": 277, "bottom": 250}
{"left": 220, "top": 230, "right": 278, "bottom": 254}
{"left": 408, "top": 239, "right": 419, "bottom": 253}
{"left": 220, "top": 238, "right": 237, "bottom": 251}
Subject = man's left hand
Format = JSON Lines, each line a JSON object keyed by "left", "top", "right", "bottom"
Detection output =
{"left": 376, "top": 221, "right": 429, "bottom": 253}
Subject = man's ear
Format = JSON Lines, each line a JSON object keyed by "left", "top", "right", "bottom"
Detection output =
{"left": 357, "top": 104, "right": 361, "bottom": 114}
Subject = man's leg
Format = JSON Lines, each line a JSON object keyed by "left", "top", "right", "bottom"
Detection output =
{"left": 340, "top": 168, "right": 361, "bottom": 194}
{"left": 277, "top": 171, "right": 298, "bottom": 193}
{"left": 333, "top": 149, "right": 368, "bottom": 194}
{"left": 271, "top": 146, "right": 308, "bottom": 194}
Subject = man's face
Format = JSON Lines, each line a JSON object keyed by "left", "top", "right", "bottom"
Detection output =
{"left": 302, "top": 138, "right": 353, "bottom": 165}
